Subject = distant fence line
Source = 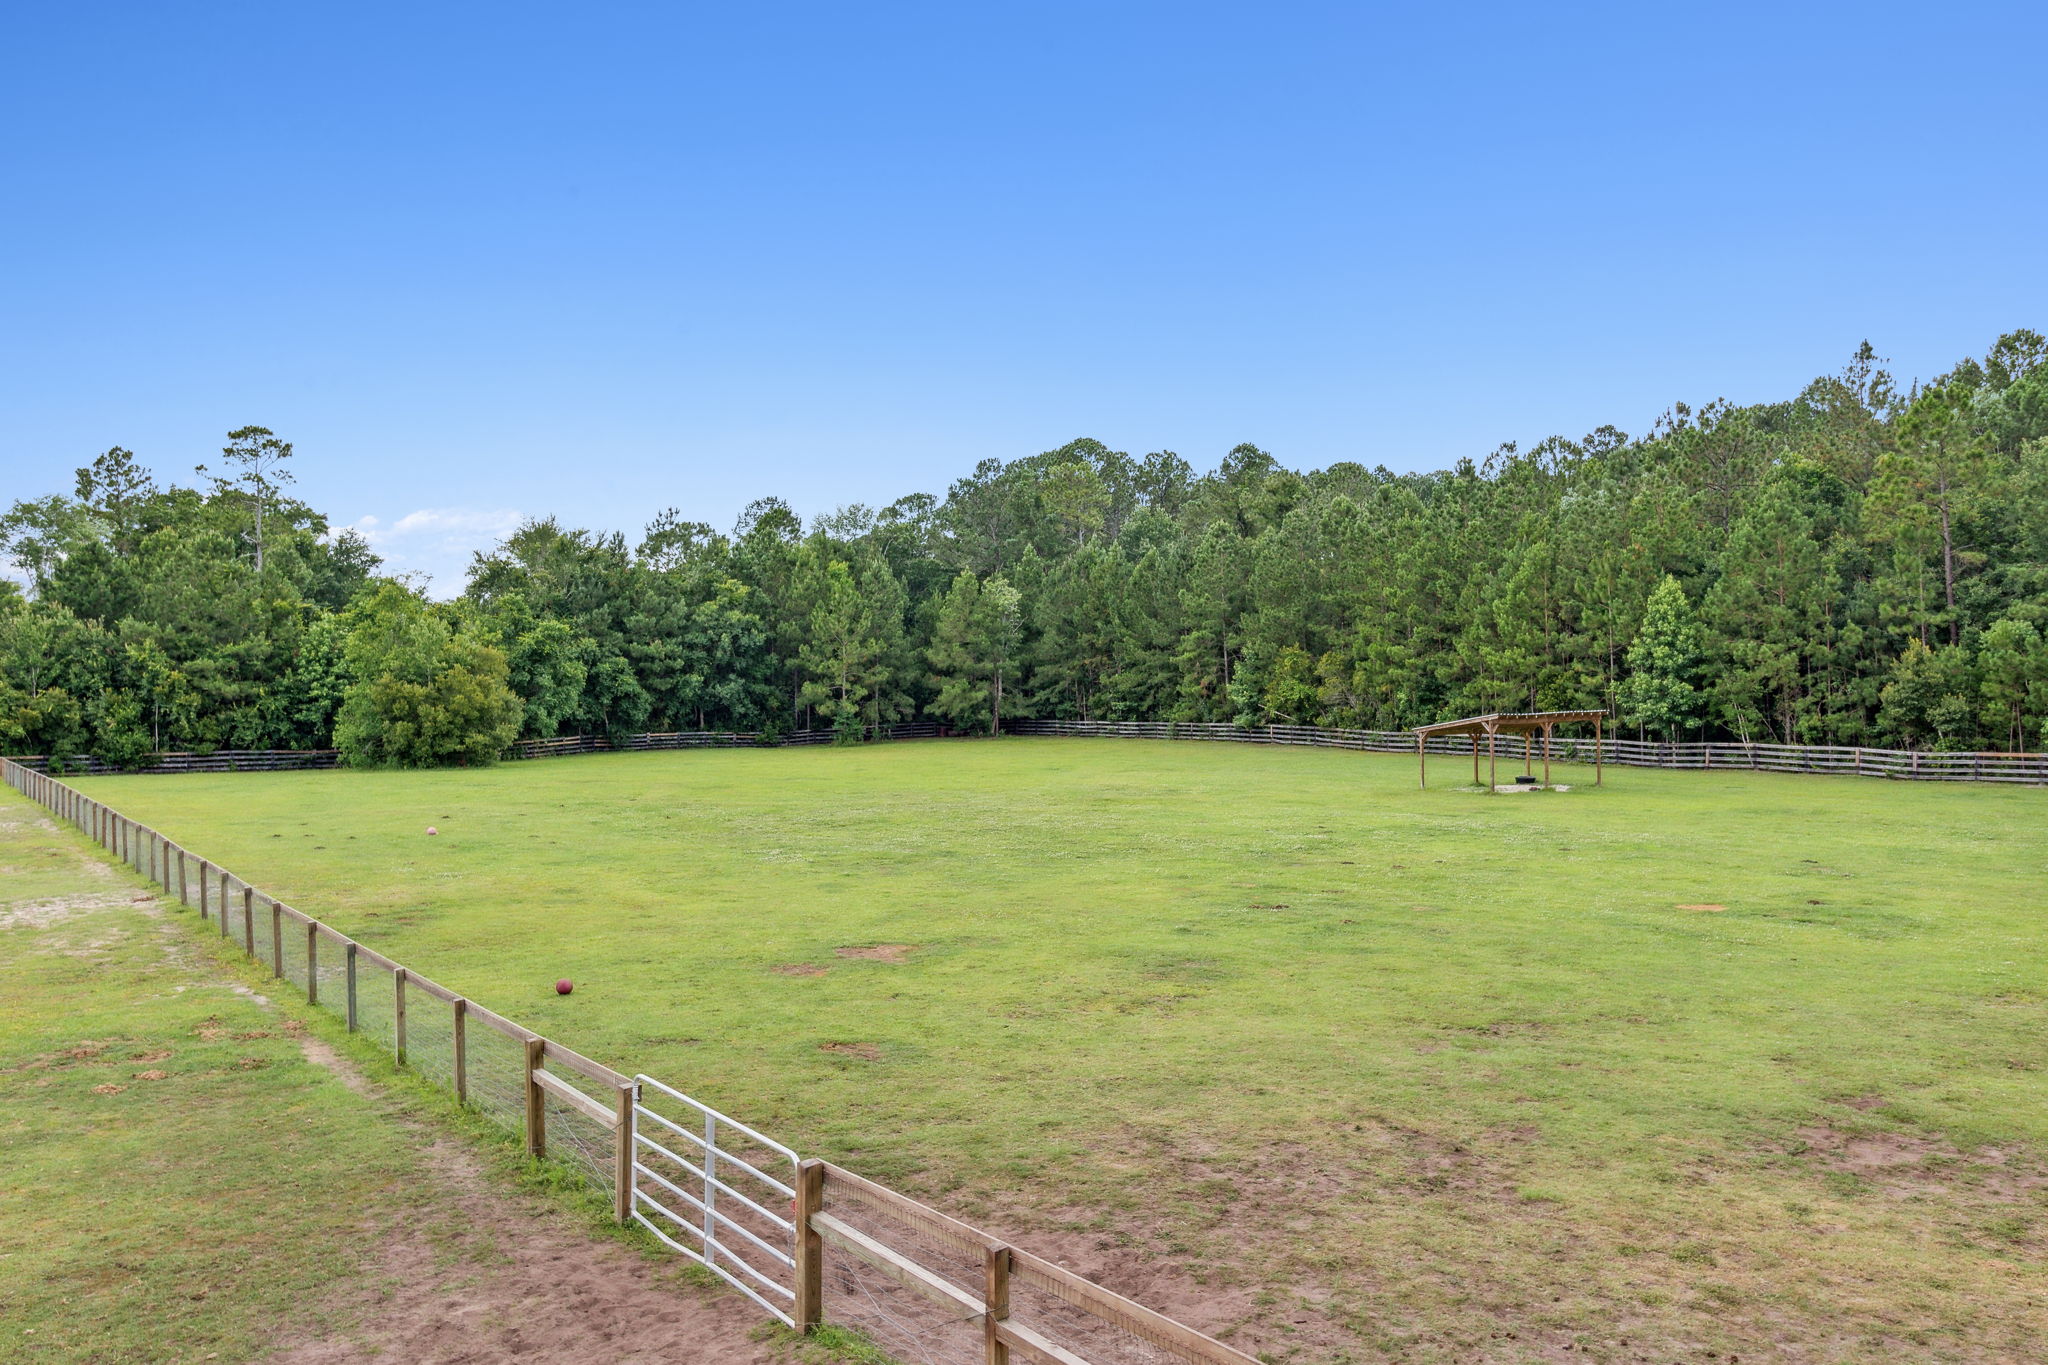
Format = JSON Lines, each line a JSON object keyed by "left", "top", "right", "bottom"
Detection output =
{"left": 1001, "top": 719, "right": 2048, "bottom": 786}
{"left": 11, "top": 716, "right": 2043, "bottom": 787}
{"left": 0, "top": 755, "right": 1255, "bottom": 1365}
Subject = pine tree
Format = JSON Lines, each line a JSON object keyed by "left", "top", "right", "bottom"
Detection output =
{"left": 1618, "top": 576, "right": 1705, "bottom": 740}
{"left": 926, "top": 570, "right": 1022, "bottom": 734}
{"left": 1976, "top": 616, "right": 2045, "bottom": 752}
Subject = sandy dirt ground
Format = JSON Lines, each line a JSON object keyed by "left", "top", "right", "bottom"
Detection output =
{"left": 265, "top": 1031, "right": 782, "bottom": 1365}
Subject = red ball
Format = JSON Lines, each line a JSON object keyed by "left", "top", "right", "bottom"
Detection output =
{"left": 555, "top": 979, "right": 573, "bottom": 995}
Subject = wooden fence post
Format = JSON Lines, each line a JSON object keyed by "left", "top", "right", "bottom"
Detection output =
{"left": 395, "top": 969, "right": 409, "bottom": 1065}
{"left": 345, "top": 944, "right": 359, "bottom": 1032}
{"left": 524, "top": 1038, "right": 547, "bottom": 1159}
{"left": 613, "top": 1081, "right": 635, "bottom": 1224}
{"left": 792, "top": 1160, "right": 824, "bottom": 1331}
{"left": 220, "top": 870, "right": 232, "bottom": 937}
{"left": 305, "top": 923, "right": 319, "bottom": 1004}
{"left": 271, "top": 902, "right": 284, "bottom": 978}
{"left": 984, "top": 1243, "right": 1013, "bottom": 1365}
{"left": 453, "top": 999, "right": 468, "bottom": 1103}
{"left": 242, "top": 887, "right": 255, "bottom": 956}
{"left": 178, "top": 849, "right": 187, "bottom": 907}
{"left": 197, "top": 860, "right": 208, "bottom": 921}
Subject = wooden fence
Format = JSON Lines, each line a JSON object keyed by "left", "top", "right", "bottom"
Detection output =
{"left": 1002, "top": 719, "right": 2048, "bottom": 786}
{"left": 0, "top": 756, "right": 1255, "bottom": 1365}
{"left": 9, "top": 718, "right": 2042, "bottom": 787}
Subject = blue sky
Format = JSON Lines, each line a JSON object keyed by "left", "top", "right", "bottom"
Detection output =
{"left": 4, "top": 3, "right": 2044, "bottom": 591}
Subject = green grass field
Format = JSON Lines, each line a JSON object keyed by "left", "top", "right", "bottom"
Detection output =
{"left": 74, "top": 738, "right": 2048, "bottom": 1362}
{"left": 0, "top": 789, "right": 438, "bottom": 1360}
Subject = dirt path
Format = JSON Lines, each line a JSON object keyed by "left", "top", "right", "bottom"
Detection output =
{"left": 266, "top": 1030, "right": 780, "bottom": 1365}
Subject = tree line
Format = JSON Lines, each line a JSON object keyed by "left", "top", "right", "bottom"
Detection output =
{"left": 4, "top": 332, "right": 2047, "bottom": 767}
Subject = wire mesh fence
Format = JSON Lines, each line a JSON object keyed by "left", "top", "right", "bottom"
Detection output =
{"left": 465, "top": 1017, "right": 532, "bottom": 1129}
{"left": 4, "top": 757, "right": 1262, "bottom": 1365}
{"left": 405, "top": 991, "right": 460, "bottom": 1094}
{"left": 819, "top": 1179, "right": 985, "bottom": 1365}
{"left": 542, "top": 1065, "right": 620, "bottom": 1197}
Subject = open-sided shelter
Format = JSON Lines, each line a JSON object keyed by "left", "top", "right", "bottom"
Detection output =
{"left": 1414, "top": 710, "right": 1607, "bottom": 790}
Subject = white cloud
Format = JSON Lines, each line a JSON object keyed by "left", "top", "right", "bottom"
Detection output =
{"left": 347, "top": 506, "right": 523, "bottom": 547}
{"left": 342, "top": 505, "right": 524, "bottom": 597}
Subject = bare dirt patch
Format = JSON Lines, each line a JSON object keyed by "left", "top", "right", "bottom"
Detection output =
{"left": 771, "top": 963, "right": 829, "bottom": 977}
{"left": 272, "top": 1037, "right": 777, "bottom": 1363}
{"left": 834, "top": 944, "right": 918, "bottom": 962}
{"left": 0, "top": 892, "right": 135, "bottom": 930}
{"left": 1793, "top": 1122, "right": 2048, "bottom": 1203}
{"left": 819, "top": 1041, "right": 883, "bottom": 1061}
{"left": 1677, "top": 903, "right": 1727, "bottom": 913}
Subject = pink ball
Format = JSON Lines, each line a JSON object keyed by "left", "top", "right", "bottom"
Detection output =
{"left": 555, "top": 979, "right": 574, "bottom": 996}
{"left": 426, "top": 826, "right": 438, "bottom": 835}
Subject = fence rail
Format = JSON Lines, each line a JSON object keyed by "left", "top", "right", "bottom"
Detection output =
{"left": 1001, "top": 719, "right": 2048, "bottom": 785}
{"left": 0, "top": 755, "right": 1254, "bottom": 1365}
{"left": 15, "top": 719, "right": 2042, "bottom": 787}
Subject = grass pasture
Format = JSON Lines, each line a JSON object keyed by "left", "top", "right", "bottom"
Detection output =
{"left": 0, "top": 788, "right": 435, "bottom": 1360}
{"left": 74, "top": 737, "right": 2048, "bottom": 1362}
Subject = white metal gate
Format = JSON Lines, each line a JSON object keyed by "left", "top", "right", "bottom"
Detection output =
{"left": 629, "top": 1073, "right": 801, "bottom": 1323}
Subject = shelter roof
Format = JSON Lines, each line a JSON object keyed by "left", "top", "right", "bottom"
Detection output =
{"left": 1413, "top": 710, "right": 1607, "bottom": 738}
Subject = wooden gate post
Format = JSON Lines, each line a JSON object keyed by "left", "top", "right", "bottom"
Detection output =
{"left": 792, "top": 1160, "right": 824, "bottom": 1330}
{"left": 452, "top": 999, "right": 468, "bottom": 1103}
{"left": 394, "top": 969, "right": 409, "bottom": 1065}
{"left": 613, "top": 1081, "right": 635, "bottom": 1224}
{"left": 524, "top": 1038, "right": 547, "bottom": 1159}
{"left": 984, "top": 1243, "right": 1013, "bottom": 1365}
{"left": 305, "top": 922, "right": 319, "bottom": 1004}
